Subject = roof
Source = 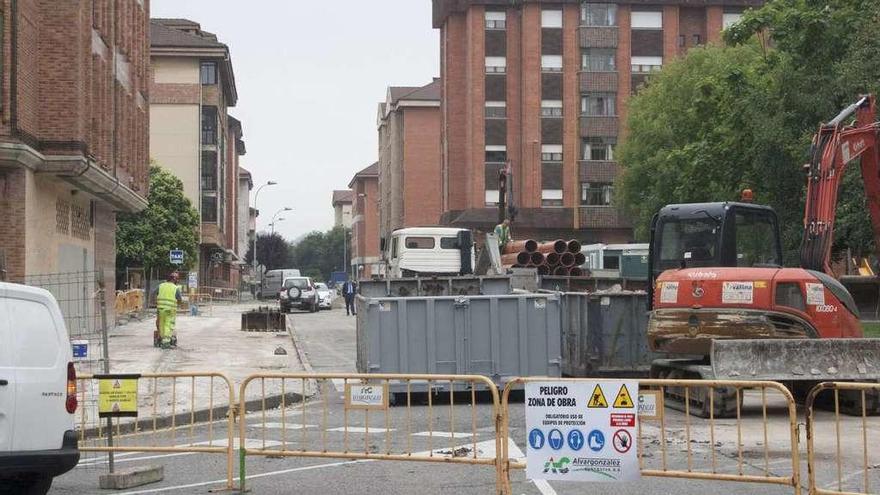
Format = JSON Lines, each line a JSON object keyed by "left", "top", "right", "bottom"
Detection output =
{"left": 150, "top": 20, "right": 225, "bottom": 49}
{"left": 332, "top": 190, "right": 353, "bottom": 205}
{"left": 348, "top": 162, "right": 379, "bottom": 188}
{"left": 387, "top": 78, "right": 441, "bottom": 105}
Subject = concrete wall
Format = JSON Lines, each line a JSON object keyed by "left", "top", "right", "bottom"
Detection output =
{"left": 237, "top": 178, "right": 250, "bottom": 259}
{"left": 334, "top": 203, "right": 352, "bottom": 228}
{"left": 150, "top": 104, "right": 200, "bottom": 205}
{"left": 152, "top": 57, "right": 199, "bottom": 84}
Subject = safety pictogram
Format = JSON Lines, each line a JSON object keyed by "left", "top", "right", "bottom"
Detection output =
{"left": 613, "top": 384, "right": 634, "bottom": 408}
{"left": 613, "top": 429, "right": 633, "bottom": 454}
{"left": 587, "top": 384, "right": 608, "bottom": 408}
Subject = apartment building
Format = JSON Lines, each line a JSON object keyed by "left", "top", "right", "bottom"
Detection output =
{"left": 238, "top": 168, "right": 254, "bottom": 267}
{"left": 377, "top": 79, "right": 443, "bottom": 241}
{"left": 348, "top": 163, "right": 381, "bottom": 277}
{"left": 149, "top": 18, "right": 246, "bottom": 289}
{"left": 432, "top": 0, "right": 759, "bottom": 242}
{"left": 0, "top": 0, "right": 150, "bottom": 303}
{"left": 332, "top": 190, "right": 354, "bottom": 228}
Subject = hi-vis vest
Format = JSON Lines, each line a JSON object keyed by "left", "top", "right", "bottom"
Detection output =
{"left": 157, "top": 282, "right": 178, "bottom": 311}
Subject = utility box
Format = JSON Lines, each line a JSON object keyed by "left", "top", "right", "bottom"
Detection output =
{"left": 356, "top": 293, "right": 562, "bottom": 389}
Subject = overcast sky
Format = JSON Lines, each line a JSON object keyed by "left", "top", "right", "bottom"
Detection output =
{"left": 151, "top": 1, "right": 440, "bottom": 242}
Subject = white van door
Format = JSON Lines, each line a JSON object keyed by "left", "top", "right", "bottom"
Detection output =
{"left": 0, "top": 285, "right": 14, "bottom": 452}
{"left": 8, "top": 291, "right": 68, "bottom": 451}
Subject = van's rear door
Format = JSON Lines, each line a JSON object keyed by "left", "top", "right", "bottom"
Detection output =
{"left": 0, "top": 285, "right": 13, "bottom": 452}
{"left": 8, "top": 289, "right": 68, "bottom": 451}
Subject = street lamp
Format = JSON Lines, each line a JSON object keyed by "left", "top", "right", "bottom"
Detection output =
{"left": 270, "top": 218, "right": 286, "bottom": 235}
{"left": 252, "top": 181, "right": 277, "bottom": 296}
{"left": 271, "top": 207, "right": 292, "bottom": 229}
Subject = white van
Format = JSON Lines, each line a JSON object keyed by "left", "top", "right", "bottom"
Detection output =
{"left": 384, "top": 227, "right": 475, "bottom": 278}
{"left": 260, "top": 269, "right": 301, "bottom": 299}
{"left": 0, "top": 282, "right": 79, "bottom": 494}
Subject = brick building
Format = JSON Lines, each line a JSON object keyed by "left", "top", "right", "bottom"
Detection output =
{"left": 348, "top": 163, "right": 381, "bottom": 277}
{"left": 0, "top": 0, "right": 150, "bottom": 298}
{"left": 432, "top": 0, "right": 759, "bottom": 242}
{"left": 149, "top": 18, "right": 247, "bottom": 289}
{"left": 331, "top": 190, "right": 354, "bottom": 228}
{"left": 377, "top": 79, "right": 443, "bottom": 241}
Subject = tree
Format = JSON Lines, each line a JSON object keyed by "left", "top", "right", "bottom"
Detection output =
{"left": 288, "top": 226, "right": 347, "bottom": 282}
{"left": 116, "top": 165, "right": 199, "bottom": 276}
{"left": 618, "top": 0, "right": 880, "bottom": 263}
{"left": 244, "top": 232, "right": 291, "bottom": 272}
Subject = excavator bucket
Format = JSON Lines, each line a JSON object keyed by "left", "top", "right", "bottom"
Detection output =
{"left": 711, "top": 338, "right": 880, "bottom": 381}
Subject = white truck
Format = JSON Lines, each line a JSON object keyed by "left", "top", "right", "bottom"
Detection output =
{"left": 383, "top": 227, "right": 475, "bottom": 278}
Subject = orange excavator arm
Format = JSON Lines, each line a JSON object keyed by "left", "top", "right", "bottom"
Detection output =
{"left": 799, "top": 95, "right": 880, "bottom": 274}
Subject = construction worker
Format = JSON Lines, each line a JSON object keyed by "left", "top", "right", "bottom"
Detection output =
{"left": 156, "top": 272, "right": 183, "bottom": 349}
{"left": 494, "top": 218, "right": 512, "bottom": 252}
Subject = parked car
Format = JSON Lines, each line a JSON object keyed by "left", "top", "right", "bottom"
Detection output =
{"left": 0, "top": 282, "right": 80, "bottom": 495}
{"left": 315, "top": 283, "right": 334, "bottom": 310}
{"left": 279, "top": 277, "right": 318, "bottom": 313}
{"left": 260, "top": 269, "right": 301, "bottom": 299}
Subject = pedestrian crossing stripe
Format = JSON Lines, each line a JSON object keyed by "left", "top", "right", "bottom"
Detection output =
{"left": 587, "top": 384, "right": 608, "bottom": 408}
{"left": 613, "top": 384, "right": 634, "bottom": 408}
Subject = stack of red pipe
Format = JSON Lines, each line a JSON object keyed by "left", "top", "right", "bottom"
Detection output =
{"left": 501, "top": 238, "right": 585, "bottom": 276}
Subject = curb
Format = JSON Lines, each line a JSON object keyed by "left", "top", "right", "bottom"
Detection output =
{"left": 286, "top": 312, "right": 316, "bottom": 374}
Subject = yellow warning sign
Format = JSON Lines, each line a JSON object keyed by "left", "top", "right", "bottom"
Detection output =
{"left": 588, "top": 384, "right": 609, "bottom": 408}
{"left": 98, "top": 374, "right": 140, "bottom": 418}
{"left": 613, "top": 384, "right": 635, "bottom": 408}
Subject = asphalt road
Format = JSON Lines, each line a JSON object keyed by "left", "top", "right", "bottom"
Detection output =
{"left": 51, "top": 303, "right": 874, "bottom": 494}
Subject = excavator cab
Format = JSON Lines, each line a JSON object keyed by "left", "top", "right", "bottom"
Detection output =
{"left": 647, "top": 202, "right": 783, "bottom": 310}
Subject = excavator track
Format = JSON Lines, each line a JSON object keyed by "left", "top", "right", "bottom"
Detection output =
{"left": 792, "top": 381, "right": 880, "bottom": 416}
{"left": 651, "top": 359, "right": 741, "bottom": 419}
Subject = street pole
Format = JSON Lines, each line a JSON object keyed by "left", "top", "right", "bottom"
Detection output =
{"left": 252, "top": 181, "right": 277, "bottom": 297}
{"left": 342, "top": 229, "right": 347, "bottom": 277}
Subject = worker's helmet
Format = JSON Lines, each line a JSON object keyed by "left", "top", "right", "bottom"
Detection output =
{"left": 169, "top": 272, "right": 180, "bottom": 282}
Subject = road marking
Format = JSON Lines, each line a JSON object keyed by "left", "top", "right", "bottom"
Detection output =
{"left": 503, "top": 438, "right": 557, "bottom": 495}
{"left": 326, "top": 426, "right": 395, "bottom": 434}
{"left": 412, "top": 431, "right": 477, "bottom": 438}
{"left": 77, "top": 439, "right": 283, "bottom": 467}
{"left": 257, "top": 422, "right": 316, "bottom": 430}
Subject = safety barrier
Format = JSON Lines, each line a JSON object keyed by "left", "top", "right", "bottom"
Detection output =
{"left": 114, "top": 289, "right": 145, "bottom": 316}
{"left": 237, "top": 372, "right": 504, "bottom": 492}
{"left": 196, "top": 286, "right": 240, "bottom": 304}
{"left": 500, "top": 378, "right": 802, "bottom": 495}
{"left": 805, "top": 382, "right": 880, "bottom": 495}
{"left": 75, "top": 372, "right": 236, "bottom": 490}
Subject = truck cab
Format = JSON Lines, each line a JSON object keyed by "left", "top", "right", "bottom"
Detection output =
{"left": 384, "top": 227, "right": 474, "bottom": 278}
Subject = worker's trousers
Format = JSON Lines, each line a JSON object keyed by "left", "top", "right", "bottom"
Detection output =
{"left": 158, "top": 308, "right": 176, "bottom": 343}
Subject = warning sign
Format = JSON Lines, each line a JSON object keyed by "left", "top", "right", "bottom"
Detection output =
{"left": 97, "top": 374, "right": 140, "bottom": 418}
{"left": 638, "top": 391, "right": 663, "bottom": 421}
{"left": 525, "top": 380, "right": 640, "bottom": 483}
{"left": 613, "top": 384, "right": 634, "bottom": 408}
{"left": 588, "top": 384, "right": 608, "bottom": 408}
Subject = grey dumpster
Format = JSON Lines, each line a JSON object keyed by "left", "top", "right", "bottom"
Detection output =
{"left": 356, "top": 293, "right": 561, "bottom": 389}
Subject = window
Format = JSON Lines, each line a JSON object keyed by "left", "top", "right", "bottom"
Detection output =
{"left": 603, "top": 255, "right": 621, "bottom": 270}
{"left": 201, "top": 151, "right": 218, "bottom": 191}
{"left": 722, "top": 12, "right": 743, "bottom": 29}
{"left": 200, "top": 62, "right": 217, "bottom": 85}
{"left": 658, "top": 218, "right": 719, "bottom": 269}
{"left": 541, "top": 144, "right": 563, "bottom": 162}
{"left": 485, "top": 189, "right": 500, "bottom": 206}
{"left": 541, "top": 55, "right": 563, "bottom": 72}
{"left": 391, "top": 237, "right": 399, "bottom": 258}
{"left": 693, "top": 34, "right": 702, "bottom": 45}
{"left": 775, "top": 282, "right": 806, "bottom": 312}
{"left": 581, "top": 93, "right": 616, "bottom": 116}
{"left": 486, "top": 56, "right": 507, "bottom": 73}
{"left": 440, "top": 237, "right": 459, "bottom": 249}
{"left": 582, "top": 48, "right": 616, "bottom": 71}
{"left": 541, "top": 10, "right": 563, "bottom": 28}
{"left": 735, "top": 210, "right": 779, "bottom": 267}
{"left": 541, "top": 100, "right": 563, "bottom": 117}
{"left": 581, "top": 3, "right": 617, "bottom": 26}
{"left": 485, "top": 11, "right": 506, "bottom": 29}
{"left": 486, "top": 145, "right": 507, "bottom": 163}
{"left": 678, "top": 34, "right": 686, "bottom": 47}
{"left": 582, "top": 137, "right": 616, "bottom": 160}
{"left": 405, "top": 237, "right": 435, "bottom": 249}
{"left": 631, "top": 56, "right": 663, "bottom": 73}
{"left": 631, "top": 11, "right": 662, "bottom": 29}
{"left": 542, "top": 189, "right": 563, "bottom": 207}
{"left": 485, "top": 101, "right": 507, "bottom": 119}
{"left": 201, "top": 194, "right": 218, "bottom": 222}
{"left": 580, "top": 182, "right": 614, "bottom": 206}
{"left": 201, "top": 106, "right": 217, "bottom": 145}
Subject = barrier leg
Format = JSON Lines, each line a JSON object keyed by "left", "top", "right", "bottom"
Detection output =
{"left": 239, "top": 447, "right": 246, "bottom": 491}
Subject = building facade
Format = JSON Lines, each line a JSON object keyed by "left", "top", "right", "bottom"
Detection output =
{"left": 0, "top": 0, "right": 150, "bottom": 302}
{"left": 348, "top": 163, "right": 381, "bottom": 277}
{"left": 149, "top": 18, "right": 245, "bottom": 289}
{"left": 377, "top": 79, "right": 443, "bottom": 241}
{"left": 331, "top": 190, "right": 353, "bottom": 228}
{"left": 238, "top": 168, "right": 253, "bottom": 271}
{"left": 432, "top": 0, "right": 759, "bottom": 242}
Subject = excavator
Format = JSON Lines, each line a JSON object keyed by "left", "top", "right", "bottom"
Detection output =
{"left": 646, "top": 95, "right": 880, "bottom": 417}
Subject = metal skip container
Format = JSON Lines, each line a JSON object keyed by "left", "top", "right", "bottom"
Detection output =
{"left": 356, "top": 293, "right": 562, "bottom": 389}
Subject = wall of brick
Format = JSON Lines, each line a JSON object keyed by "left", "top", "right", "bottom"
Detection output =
{"left": 706, "top": 6, "right": 724, "bottom": 44}
{"left": 0, "top": 169, "right": 26, "bottom": 282}
{"left": 466, "top": 6, "right": 486, "bottom": 209}
{"left": 562, "top": 4, "right": 579, "bottom": 209}
{"left": 402, "top": 107, "right": 443, "bottom": 228}
{"left": 662, "top": 6, "right": 680, "bottom": 62}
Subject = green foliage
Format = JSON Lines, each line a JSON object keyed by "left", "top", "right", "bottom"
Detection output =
{"left": 619, "top": 0, "right": 880, "bottom": 263}
{"left": 289, "top": 226, "right": 347, "bottom": 282}
{"left": 116, "top": 166, "right": 200, "bottom": 273}
{"left": 244, "top": 232, "right": 291, "bottom": 272}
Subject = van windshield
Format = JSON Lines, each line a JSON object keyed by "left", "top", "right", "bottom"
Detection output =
{"left": 283, "top": 278, "right": 310, "bottom": 289}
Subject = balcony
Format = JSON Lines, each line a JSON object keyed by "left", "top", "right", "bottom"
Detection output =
{"left": 580, "top": 27, "right": 618, "bottom": 49}
{"left": 579, "top": 116, "right": 619, "bottom": 137}
{"left": 578, "top": 160, "right": 619, "bottom": 182}
{"left": 579, "top": 72, "right": 618, "bottom": 93}
{"left": 579, "top": 206, "right": 631, "bottom": 229}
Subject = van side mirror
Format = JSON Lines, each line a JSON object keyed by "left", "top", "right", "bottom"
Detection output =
{"left": 380, "top": 237, "right": 386, "bottom": 252}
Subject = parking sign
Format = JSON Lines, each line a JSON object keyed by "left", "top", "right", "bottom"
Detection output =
{"left": 169, "top": 249, "right": 184, "bottom": 265}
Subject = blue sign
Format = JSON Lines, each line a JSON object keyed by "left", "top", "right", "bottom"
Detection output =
{"left": 169, "top": 249, "right": 184, "bottom": 265}
{"left": 567, "top": 429, "right": 585, "bottom": 451}
{"left": 528, "top": 429, "right": 545, "bottom": 450}
{"left": 71, "top": 340, "right": 88, "bottom": 360}
{"left": 587, "top": 430, "right": 605, "bottom": 452}
{"left": 548, "top": 429, "right": 564, "bottom": 451}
